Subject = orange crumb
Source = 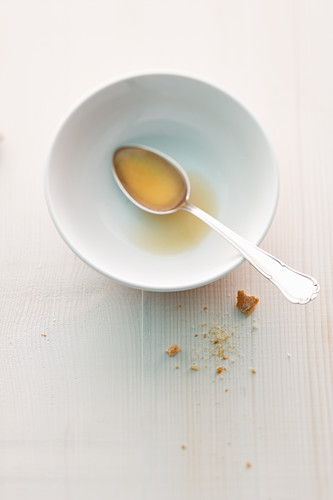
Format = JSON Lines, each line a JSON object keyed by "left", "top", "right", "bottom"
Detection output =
{"left": 203, "top": 306, "right": 208, "bottom": 310}
{"left": 166, "top": 344, "right": 180, "bottom": 356}
{"left": 178, "top": 304, "right": 182, "bottom": 308}
{"left": 217, "top": 367, "right": 227, "bottom": 374}
{"left": 202, "top": 322, "right": 207, "bottom": 326}
{"left": 225, "top": 388, "right": 228, "bottom": 392}
{"left": 194, "top": 333, "right": 198, "bottom": 337}
{"left": 181, "top": 445, "right": 186, "bottom": 450}
{"left": 201, "top": 356, "right": 204, "bottom": 360}
{"left": 246, "top": 461, "right": 252, "bottom": 468}
{"left": 251, "top": 368, "right": 257, "bottom": 374}
{"left": 190, "top": 363, "right": 199, "bottom": 371}
{"left": 222, "top": 355, "right": 228, "bottom": 360}
{"left": 41, "top": 334, "right": 47, "bottom": 337}
{"left": 175, "top": 366, "right": 179, "bottom": 369}
{"left": 236, "top": 290, "right": 259, "bottom": 316}
{"left": 203, "top": 333, "right": 207, "bottom": 338}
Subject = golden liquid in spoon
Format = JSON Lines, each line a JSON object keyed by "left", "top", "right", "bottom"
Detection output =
{"left": 113, "top": 147, "right": 187, "bottom": 212}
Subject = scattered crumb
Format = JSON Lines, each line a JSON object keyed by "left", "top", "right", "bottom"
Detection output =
{"left": 287, "top": 352, "right": 292, "bottom": 358}
{"left": 236, "top": 290, "right": 259, "bottom": 316}
{"left": 245, "top": 461, "right": 252, "bottom": 468}
{"left": 166, "top": 344, "right": 180, "bottom": 356}
{"left": 177, "top": 304, "right": 182, "bottom": 308}
{"left": 194, "top": 333, "right": 198, "bottom": 337}
{"left": 225, "top": 388, "right": 228, "bottom": 392}
{"left": 203, "top": 306, "right": 208, "bottom": 310}
{"left": 190, "top": 363, "right": 199, "bottom": 371}
{"left": 251, "top": 368, "right": 257, "bottom": 374}
{"left": 175, "top": 366, "right": 179, "bottom": 369}
{"left": 227, "top": 441, "right": 232, "bottom": 445}
{"left": 41, "top": 334, "right": 47, "bottom": 337}
{"left": 181, "top": 445, "right": 186, "bottom": 450}
{"left": 190, "top": 311, "right": 243, "bottom": 376}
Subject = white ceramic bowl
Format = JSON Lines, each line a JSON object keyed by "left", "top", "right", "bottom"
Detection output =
{"left": 45, "top": 72, "right": 278, "bottom": 291}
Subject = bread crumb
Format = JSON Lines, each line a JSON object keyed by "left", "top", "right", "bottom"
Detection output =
{"left": 203, "top": 306, "right": 208, "bottom": 310}
{"left": 203, "top": 333, "right": 207, "bottom": 338}
{"left": 287, "top": 352, "right": 292, "bottom": 358}
{"left": 190, "top": 363, "right": 199, "bottom": 371}
{"left": 181, "top": 445, "right": 186, "bottom": 449}
{"left": 175, "top": 366, "right": 179, "bottom": 369}
{"left": 41, "top": 334, "right": 47, "bottom": 337}
{"left": 245, "top": 461, "right": 252, "bottom": 468}
{"left": 216, "top": 367, "right": 223, "bottom": 374}
{"left": 225, "top": 388, "right": 228, "bottom": 392}
{"left": 251, "top": 368, "right": 257, "bottom": 374}
{"left": 194, "top": 333, "right": 198, "bottom": 337}
{"left": 178, "top": 304, "right": 182, "bottom": 308}
{"left": 166, "top": 344, "right": 180, "bottom": 356}
{"left": 236, "top": 290, "right": 259, "bottom": 316}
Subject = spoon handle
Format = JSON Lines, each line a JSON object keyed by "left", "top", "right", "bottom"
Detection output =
{"left": 183, "top": 203, "right": 319, "bottom": 304}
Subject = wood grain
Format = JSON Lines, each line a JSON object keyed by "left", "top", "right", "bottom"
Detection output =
{"left": 0, "top": 0, "right": 332, "bottom": 499}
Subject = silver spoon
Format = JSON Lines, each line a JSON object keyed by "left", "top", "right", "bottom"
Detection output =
{"left": 112, "top": 145, "right": 319, "bottom": 304}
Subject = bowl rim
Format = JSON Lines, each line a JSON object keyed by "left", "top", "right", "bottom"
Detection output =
{"left": 44, "top": 69, "right": 279, "bottom": 291}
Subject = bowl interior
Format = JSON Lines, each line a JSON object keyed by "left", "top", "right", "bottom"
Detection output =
{"left": 46, "top": 73, "right": 278, "bottom": 291}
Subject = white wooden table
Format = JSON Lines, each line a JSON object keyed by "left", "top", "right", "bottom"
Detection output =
{"left": 1, "top": 1, "right": 332, "bottom": 499}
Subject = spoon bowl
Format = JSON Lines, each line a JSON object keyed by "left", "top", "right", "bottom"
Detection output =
{"left": 112, "top": 145, "right": 190, "bottom": 214}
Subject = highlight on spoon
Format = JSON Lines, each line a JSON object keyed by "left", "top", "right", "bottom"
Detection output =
{"left": 112, "top": 145, "right": 190, "bottom": 214}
